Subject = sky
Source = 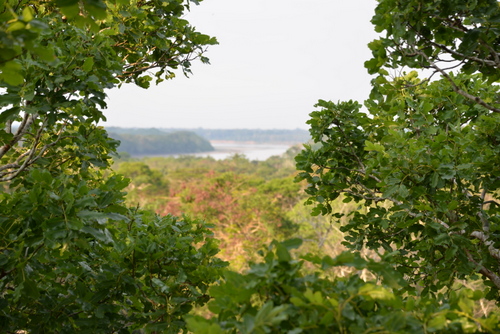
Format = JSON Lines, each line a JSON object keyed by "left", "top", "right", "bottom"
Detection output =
{"left": 103, "top": 0, "right": 379, "bottom": 130}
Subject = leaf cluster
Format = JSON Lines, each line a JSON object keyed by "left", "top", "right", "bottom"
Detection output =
{"left": 0, "top": 165, "right": 226, "bottom": 332}
{"left": 186, "top": 240, "right": 500, "bottom": 333}
{"left": 296, "top": 71, "right": 500, "bottom": 296}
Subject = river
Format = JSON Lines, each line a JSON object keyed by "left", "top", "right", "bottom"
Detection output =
{"left": 189, "top": 142, "right": 293, "bottom": 161}
{"left": 132, "top": 142, "right": 296, "bottom": 161}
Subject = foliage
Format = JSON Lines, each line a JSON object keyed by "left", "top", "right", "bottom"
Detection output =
{"left": 186, "top": 239, "right": 500, "bottom": 333}
{"left": 116, "top": 161, "right": 170, "bottom": 210}
{"left": 367, "top": 0, "right": 500, "bottom": 113}
{"left": 0, "top": 162, "right": 226, "bottom": 332}
{"left": 0, "top": 0, "right": 225, "bottom": 332}
{"left": 112, "top": 153, "right": 304, "bottom": 269}
{"left": 296, "top": 0, "right": 500, "bottom": 298}
{"left": 110, "top": 130, "right": 214, "bottom": 156}
{"left": 0, "top": 0, "right": 217, "bottom": 181}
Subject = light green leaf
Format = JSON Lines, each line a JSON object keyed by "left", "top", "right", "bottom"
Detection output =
{"left": 22, "top": 7, "right": 34, "bottom": 22}
{"left": 82, "top": 57, "right": 94, "bottom": 72}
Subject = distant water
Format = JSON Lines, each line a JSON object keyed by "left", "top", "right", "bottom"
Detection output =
{"left": 132, "top": 142, "right": 294, "bottom": 161}
{"left": 192, "top": 142, "right": 293, "bottom": 161}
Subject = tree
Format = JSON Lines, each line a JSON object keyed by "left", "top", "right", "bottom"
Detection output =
{"left": 296, "top": 0, "right": 500, "bottom": 298}
{"left": 366, "top": 0, "right": 500, "bottom": 113}
{"left": 0, "top": 0, "right": 217, "bottom": 181}
{"left": 0, "top": 1, "right": 225, "bottom": 332}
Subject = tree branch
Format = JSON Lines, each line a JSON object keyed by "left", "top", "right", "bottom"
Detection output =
{"left": 0, "top": 117, "right": 65, "bottom": 182}
{"left": 470, "top": 231, "right": 500, "bottom": 262}
{"left": 465, "top": 249, "right": 500, "bottom": 290}
{"left": 414, "top": 48, "right": 500, "bottom": 114}
{"left": 0, "top": 112, "right": 37, "bottom": 159}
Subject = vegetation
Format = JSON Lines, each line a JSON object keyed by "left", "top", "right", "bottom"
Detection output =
{"left": 187, "top": 240, "right": 500, "bottom": 333}
{"left": 297, "top": 0, "right": 500, "bottom": 297}
{"left": 113, "top": 147, "right": 309, "bottom": 269}
{"left": 1, "top": 0, "right": 500, "bottom": 333}
{"left": 189, "top": 0, "right": 500, "bottom": 332}
{"left": 0, "top": 0, "right": 224, "bottom": 332}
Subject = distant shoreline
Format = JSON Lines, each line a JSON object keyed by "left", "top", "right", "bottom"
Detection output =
{"left": 129, "top": 142, "right": 297, "bottom": 161}
{"left": 209, "top": 140, "right": 305, "bottom": 145}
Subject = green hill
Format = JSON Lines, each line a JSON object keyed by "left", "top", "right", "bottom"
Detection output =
{"left": 108, "top": 129, "right": 214, "bottom": 156}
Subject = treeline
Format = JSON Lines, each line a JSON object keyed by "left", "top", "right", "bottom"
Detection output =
{"left": 107, "top": 127, "right": 311, "bottom": 144}
{"left": 107, "top": 129, "right": 214, "bottom": 156}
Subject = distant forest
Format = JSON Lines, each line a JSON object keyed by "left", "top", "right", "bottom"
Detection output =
{"left": 107, "top": 127, "right": 311, "bottom": 144}
{"left": 107, "top": 129, "right": 214, "bottom": 156}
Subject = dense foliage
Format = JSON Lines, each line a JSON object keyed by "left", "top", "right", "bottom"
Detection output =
{"left": 0, "top": 0, "right": 225, "bottom": 332}
{"left": 109, "top": 130, "right": 214, "bottom": 156}
{"left": 296, "top": 0, "right": 500, "bottom": 297}
{"left": 0, "top": 0, "right": 217, "bottom": 182}
{"left": 187, "top": 240, "right": 500, "bottom": 333}
{"left": 367, "top": 0, "right": 500, "bottom": 113}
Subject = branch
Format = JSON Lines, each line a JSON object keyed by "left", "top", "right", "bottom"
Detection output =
{"left": 409, "top": 19, "right": 500, "bottom": 69}
{"left": 479, "top": 188, "right": 490, "bottom": 234}
{"left": 0, "top": 112, "right": 37, "bottom": 159}
{"left": 414, "top": 48, "right": 500, "bottom": 114}
{"left": 438, "top": 17, "right": 500, "bottom": 66}
{"left": 427, "top": 39, "right": 500, "bottom": 69}
{"left": 464, "top": 249, "right": 500, "bottom": 290}
{"left": 470, "top": 231, "right": 500, "bottom": 262}
{"left": 0, "top": 119, "right": 46, "bottom": 181}
{"left": 0, "top": 117, "right": 66, "bottom": 182}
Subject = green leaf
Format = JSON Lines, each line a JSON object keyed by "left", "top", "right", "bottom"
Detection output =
{"left": 275, "top": 243, "right": 291, "bottom": 262}
{"left": 364, "top": 140, "right": 385, "bottom": 153}
{"left": 82, "top": 57, "right": 94, "bottom": 72}
{"left": 447, "top": 200, "right": 458, "bottom": 211}
{"left": 0, "top": 61, "right": 24, "bottom": 86}
{"left": 280, "top": 238, "right": 303, "bottom": 250}
{"left": 427, "top": 313, "right": 447, "bottom": 331}
{"left": 58, "top": 3, "right": 80, "bottom": 18}
{"left": 398, "top": 184, "right": 409, "bottom": 198}
{"left": 186, "top": 316, "right": 223, "bottom": 334}
{"left": 359, "top": 284, "right": 394, "bottom": 301}
{"left": 23, "top": 279, "right": 40, "bottom": 299}
{"left": 383, "top": 184, "right": 399, "bottom": 198}
{"left": 22, "top": 7, "right": 34, "bottom": 22}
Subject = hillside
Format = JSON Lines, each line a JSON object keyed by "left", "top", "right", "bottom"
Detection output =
{"left": 107, "top": 129, "right": 214, "bottom": 156}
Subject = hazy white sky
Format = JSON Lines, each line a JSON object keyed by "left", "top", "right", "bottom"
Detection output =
{"left": 103, "top": 0, "right": 379, "bottom": 130}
